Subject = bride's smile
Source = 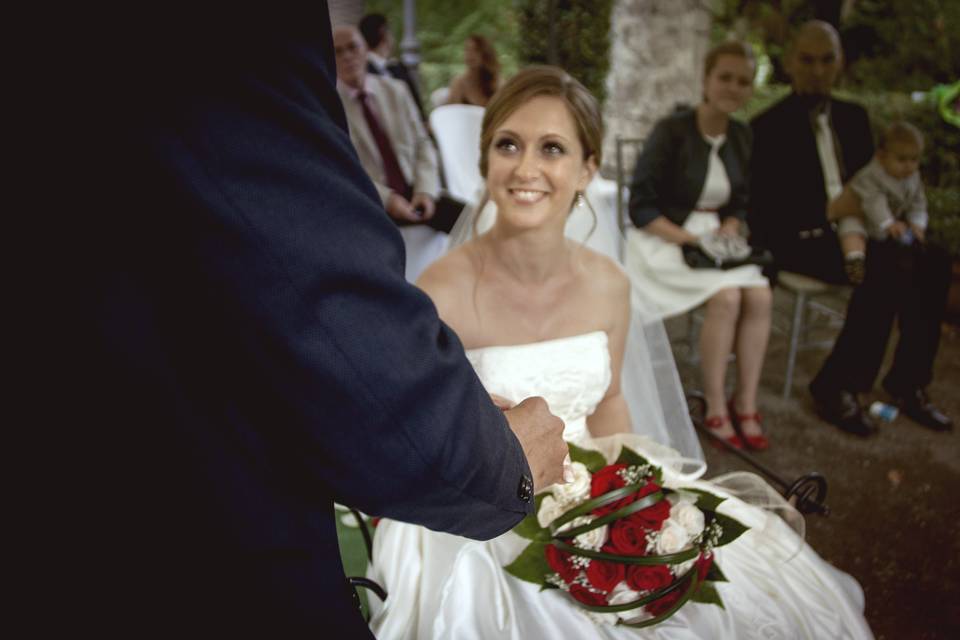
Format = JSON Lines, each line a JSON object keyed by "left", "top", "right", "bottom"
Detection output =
{"left": 487, "top": 94, "right": 596, "bottom": 230}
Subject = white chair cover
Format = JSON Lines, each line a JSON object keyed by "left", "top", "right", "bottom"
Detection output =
{"left": 429, "top": 104, "right": 486, "bottom": 204}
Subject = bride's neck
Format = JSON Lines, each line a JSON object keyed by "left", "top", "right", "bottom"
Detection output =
{"left": 482, "top": 224, "right": 571, "bottom": 285}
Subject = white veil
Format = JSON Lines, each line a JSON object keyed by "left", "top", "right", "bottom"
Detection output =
{"left": 447, "top": 184, "right": 706, "bottom": 466}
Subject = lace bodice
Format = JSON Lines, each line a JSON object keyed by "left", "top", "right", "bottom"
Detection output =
{"left": 465, "top": 331, "right": 611, "bottom": 443}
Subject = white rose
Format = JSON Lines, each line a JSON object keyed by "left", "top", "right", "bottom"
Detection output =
{"left": 670, "top": 501, "right": 705, "bottom": 538}
{"left": 551, "top": 461, "right": 592, "bottom": 506}
{"left": 557, "top": 515, "right": 609, "bottom": 551}
{"left": 575, "top": 522, "right": 609, "bottom": 552}
{"left": 537, "top": 495, "right": 566, "bottom": 528}
{"left": 672, "top": 558, "right": 696, "bottom": 577}
{"left": 607, "top": 582, "right": 641, "bottom": 606}
{"left": 656, "top": 521, "right": 690, "bottom": 555}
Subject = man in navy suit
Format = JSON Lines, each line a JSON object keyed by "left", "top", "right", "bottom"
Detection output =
{"left": 69, "top": 5, "right": 567, "bottom": 636}
{"left": 751, "top": 21, "right": 952, "bottom": 437}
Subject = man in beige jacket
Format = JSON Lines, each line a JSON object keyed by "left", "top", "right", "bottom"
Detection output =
{"left": 334, "top": 25, "right": 440, "bottom": 226}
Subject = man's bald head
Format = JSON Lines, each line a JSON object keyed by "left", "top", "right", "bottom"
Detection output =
{"left": 333, "top": 25, "right": 367, "bottom": 89}
{"left": 786, "top": 20, "right": 843, "bottom": 97}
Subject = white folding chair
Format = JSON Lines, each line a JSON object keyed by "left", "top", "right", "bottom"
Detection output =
{"left": 429, "top": 104, "right": 485, "bottom": 204}
{"left": 430, "top": 86, "right": 450, "bottom": 110}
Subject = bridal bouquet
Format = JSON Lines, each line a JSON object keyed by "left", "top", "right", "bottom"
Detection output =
{"left": 505, "top": 443, "right": 748, "bottom": 628}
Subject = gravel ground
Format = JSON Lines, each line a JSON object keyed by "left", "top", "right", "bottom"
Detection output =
{"left": 669, "top": 287, "right": 960, "bottom": 640}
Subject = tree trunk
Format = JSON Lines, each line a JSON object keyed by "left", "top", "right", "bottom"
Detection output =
{"left": 601, "top": 0, "right": 712, "bottom": 178}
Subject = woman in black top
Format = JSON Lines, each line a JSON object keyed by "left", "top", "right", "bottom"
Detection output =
{"left": 625, "top": 41, "right": 772, "bottom": 450}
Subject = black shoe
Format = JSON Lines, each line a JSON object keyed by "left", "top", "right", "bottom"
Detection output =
{"left": 809, "top": 386, "right": 877, "bottom": 437}
{"left": 892, "top": 389, "right": 953, "bottom": 432}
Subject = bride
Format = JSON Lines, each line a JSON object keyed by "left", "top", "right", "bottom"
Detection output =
{"left": 367, "top": 66, "right": 872, "bottom": 639}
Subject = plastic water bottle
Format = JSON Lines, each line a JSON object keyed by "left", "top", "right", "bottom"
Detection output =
{"left": 869, "top": 401, "right": 899, "bottom": 422}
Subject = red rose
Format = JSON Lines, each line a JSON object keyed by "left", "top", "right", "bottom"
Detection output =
{"left": 696, "top": 553, "right": 714, "bottom": 581}
{"left": 590, "top": 464, "right": 637, "bottom": 516}
{"left": 569, "top": 584, "right": 609, "bottom": 606}
{"left": 608, "top": 517, "right": 649, "bottom": 556}
{"left": 625, "top": 564, "right": 673, "bottom": 592}
{"left": 629, "top": 499, "right": 671, "bottom": 531}
{"left": 591, "top": 464, "right": 629, "bottom": 496}
{"left": 645, "top": 588, "right": 683, "bottom": 617}
{"left": 585, "top": 559, "right": 626, "bottom": 592}
{"left": 544, "top": 544, "right": 580, "bottom": 584}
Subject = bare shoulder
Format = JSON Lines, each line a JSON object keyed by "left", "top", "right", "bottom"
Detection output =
{"left": 575, "top": 245, "right": 630, "bottom": 301}
{"left": 415, "top": 243, "right": 478, "bottom": 323}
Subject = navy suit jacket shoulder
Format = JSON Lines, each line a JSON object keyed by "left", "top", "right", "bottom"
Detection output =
{"left": 71, "top": 6, "right": 531, "bottom": 636}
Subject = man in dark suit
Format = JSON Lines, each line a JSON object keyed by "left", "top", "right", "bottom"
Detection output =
{"left": 359, "top": 12, "right": 428, "bottom": 125}
{"left": 751, "top": 21, "right": 952, "bottom": 436}
{"left": 67, "top": 5, "right": 568, "bottom": 637}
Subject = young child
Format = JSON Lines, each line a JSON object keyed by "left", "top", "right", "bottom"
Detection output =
{"left": 829, "top": 120, "right": 928, "bottom": 284}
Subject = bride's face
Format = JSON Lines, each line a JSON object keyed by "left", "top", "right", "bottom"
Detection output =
{"left": 486, "top": 95, "right": 596, "bottom": 231}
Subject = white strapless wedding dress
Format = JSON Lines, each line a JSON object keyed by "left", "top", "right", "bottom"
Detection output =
{"left": 367, "top": 332, "right": 873, "bottom": 639}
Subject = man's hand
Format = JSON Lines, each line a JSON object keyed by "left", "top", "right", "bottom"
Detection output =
{"left": 888, "top": 220, "right": 909, "bottom": 240}
{"left": 385, "top": 192, "right": 423, "bottom": 223}
{"left": 910, "top": 223, "right": 926, "bottom": 243}
{"left": 827, "top": 187, "right": 864, "bottom": 222}
{"left": 410, "top": 192, "right": 436, "bottom": 221}
{"left": 503, "top": 397, "right": 568, "bottom": 492}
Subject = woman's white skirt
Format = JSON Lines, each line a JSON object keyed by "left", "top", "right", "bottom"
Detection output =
{"left": 625, "top": 212, "right": 769, "bottom": 320}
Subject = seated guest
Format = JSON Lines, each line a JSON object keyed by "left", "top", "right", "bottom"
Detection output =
{"left": 750, "top": 21, "right": 952, "bottom": 435}
{"left": 358, "top": 13, "right": 427, "bottom": 124}
{"left": 625, "top": 41, "right": 772, "bottom": 451}
{"left": 334, "top": 25, "right": 449, "bottom": 281}
{"left": 830, "top": 121, "right": 930, "bottom": 285}
{"left": 446, "top": 34, "right": 501, "bottom": 107}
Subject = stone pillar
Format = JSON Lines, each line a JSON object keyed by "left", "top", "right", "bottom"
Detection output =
{"left": 601, "top": 0, "right": 712, "bottom": 178}
{"left": 327, "top": 0, "right": 364, "bottom": 27}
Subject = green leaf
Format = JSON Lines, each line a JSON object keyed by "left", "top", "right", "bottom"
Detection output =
{"left": 690, "top": 581, "right": 725, "bottom": 609}
{"left": 512, "top": 513, "right": 550, "bottom": 542}
{"left": 614, "top": 446, "right": 650, "bottom": 468}
{"left": 567, "top": 442, "right": 607, "bottom": 473}
{"left": 687, "top": 488, "right": 726, "bottom": 513}
{"left": 504, "top": 541, "right": 550, "bottom": 586}
{"left": 705, "top": 562, "right": 728, "bottom": 583}
{"left": 513, "top": 494, "right": 551, "bottom": 541}
{"left": 713, "top": 512, "right": 749, "bottom": 547}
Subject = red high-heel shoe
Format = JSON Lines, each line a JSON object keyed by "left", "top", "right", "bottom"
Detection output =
{"left": 703, "top": 414, "right": 744, "bottom": 449}
{"left": 728, "top": 400, "right": 769, "bottom": 451}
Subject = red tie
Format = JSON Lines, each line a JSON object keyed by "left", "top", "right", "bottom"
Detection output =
{"left": 357, "top": 90, "right": 411, "bottom": 199}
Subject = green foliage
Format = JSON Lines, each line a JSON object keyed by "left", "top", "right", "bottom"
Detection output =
{"left": 711, "top": 511, "right": 749, "bottom": 546}
{"left": 567, "top": 441, "right": 607, "bottom": 473}
{"left": 363, "top": 0, "right": 521, "bottom": 111}
{"left": 514, "top": 493, "right": 552, "bottom": 542}
{"left": 690, "top": 581, "right": 725, "bottom": 608}
{"left": 503, "top": 540, "right": 551, "bottom": 585}
{"left": 515, "top": 0, "right": 614, "bottom": 106}
{"left": 843, "top": 0, "right": 960, "bottom": 93}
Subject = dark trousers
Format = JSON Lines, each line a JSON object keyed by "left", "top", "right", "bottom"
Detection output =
{"left": 769, "top": 229, "right": 848, "bottom": 285}
{"left": 810, "top": 239, "right": 951, "bottom": 395}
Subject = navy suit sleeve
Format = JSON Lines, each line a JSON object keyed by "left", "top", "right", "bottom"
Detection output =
{"left": 118, "top": 21, "right": 532, "bottom": 539}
